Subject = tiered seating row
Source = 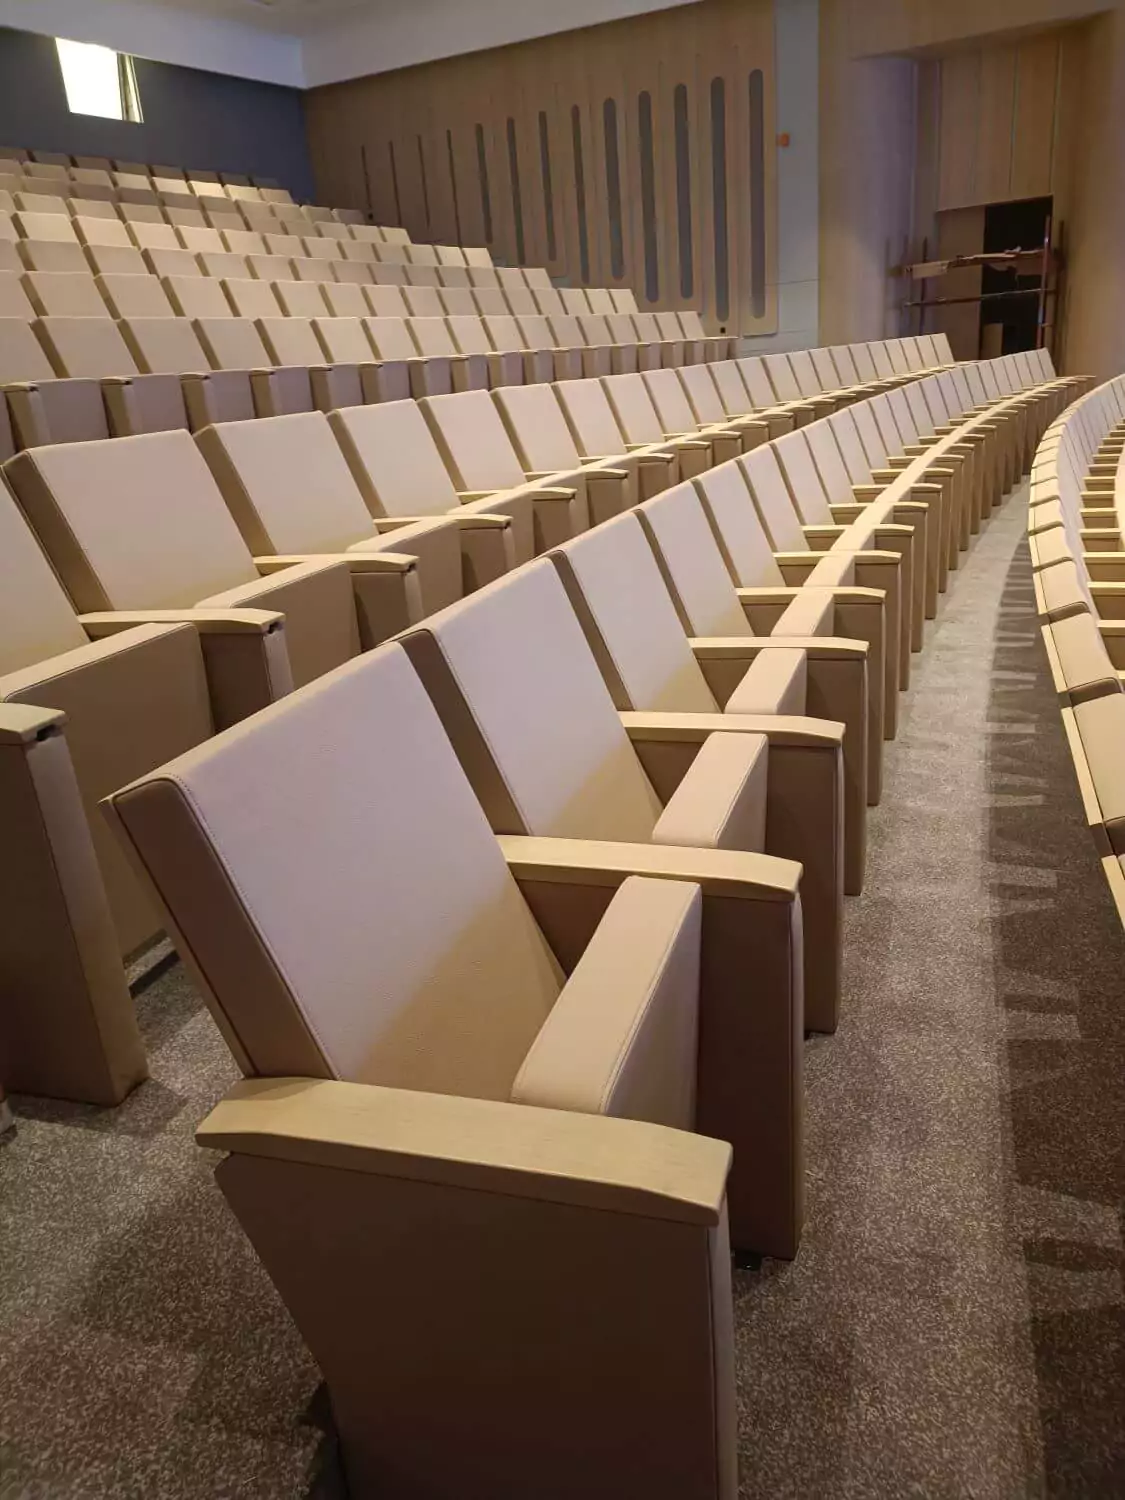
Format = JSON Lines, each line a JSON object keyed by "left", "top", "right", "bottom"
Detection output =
{"left": 1031, "top": 376, "right": 1125, "bottom": 924}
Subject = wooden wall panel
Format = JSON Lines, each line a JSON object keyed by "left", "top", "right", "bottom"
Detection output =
{"left": 933, "top": 32, "right": 1068, "bottom": 210}
{"left": 303, "top": 0, "right": 777, "bottom": 335}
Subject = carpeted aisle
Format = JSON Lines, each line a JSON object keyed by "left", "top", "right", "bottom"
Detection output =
{"left": 735, "top": 482, "right": 1125, "bottom": 1498}
{"left": 0, "top": 485, "right": 1121, "bottom": 1498}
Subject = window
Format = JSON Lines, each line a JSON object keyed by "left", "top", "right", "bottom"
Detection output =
{"left": 56, "top": 39, "right": 142, "bottom": 122}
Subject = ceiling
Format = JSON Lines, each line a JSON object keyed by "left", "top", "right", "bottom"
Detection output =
{"left": 151, "top": 0, "right": 377, "bottom": 36}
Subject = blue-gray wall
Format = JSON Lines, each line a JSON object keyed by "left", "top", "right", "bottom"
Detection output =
{"left": 0, "top": 26, "right": 314, "bottom": 199}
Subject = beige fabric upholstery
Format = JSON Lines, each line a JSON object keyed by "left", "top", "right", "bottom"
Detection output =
{"left": 36, "top": 318, "right": 139, "bottom": 378}
{"left": 195, "top": 316, "right": 273, "bottom": 370}
{"left": 120, "top": 317, "right": 210, "bottom": 375}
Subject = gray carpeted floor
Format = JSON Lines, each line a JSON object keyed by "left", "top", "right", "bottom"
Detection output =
{"left": 1, "top": 484, "right": 1122, "bottom": 1498}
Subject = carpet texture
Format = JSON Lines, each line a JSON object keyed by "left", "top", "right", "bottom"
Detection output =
{"left": 1, "top": 484, "right": 1122, "bottom": 1498}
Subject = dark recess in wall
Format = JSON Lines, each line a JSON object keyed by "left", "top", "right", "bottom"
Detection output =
{"left": 0, "top": 25, "right": 314, "bottom": 198}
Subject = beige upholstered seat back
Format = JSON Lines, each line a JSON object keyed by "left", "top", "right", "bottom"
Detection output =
{"left": 108, "top": 643, "right": 563, "bottom": 1095}
{"left": 0, "top": 317, "right": 55, "bottom": 381}
{"left": 638, "top": 484, "right": 753, "bottom": 639}
{"left": 848, "top": 342, "right": 878, "bottom": 381}
{"left": 829, "top": 345, "right": 861, "bottom": 384}
{"left": 736, "top": 357, "right": 777, "bottom": 409}
{"left": 0, "top": 477, "right": 89, "bottom": 676}
{"left": 903, "top": 379, "right": 937, "bottom": 438}
{"left": 677, "top": 364, "right": 727, "bottom": 425}
{"left": 868, "top": 393, "right": 904, "bottom": 459}
{"left": 492, "top": 383, "right": 583, "bottom": 472}
{"left": 363, "top": 315, "right": 416, "bottom": 360}
{"left": 786, "top": 350, "right": 822, "bottom": 398}
{"left": 849, "top": 400, "right": 889, "bottom": 469}
{"left": 693, "top": 462, "right": 786, "bottom": 588}
{"left": 327, "top": 400, "right": 459, "bottom": 519}
{"left": 121, "top": 317, "right": 210, "bottom": 376}
{"left": 802, "top": 417, "right": 854, "bottom": 506}
{"left": 194, "top": 316, "right": 272, "bottom": 370}
{"left": 6, "top": 430, "right": 257, "bottom": 611}
{"left": 257, "top": 316, "right": 323, "bottom": 367}
{"left": 409, "top": 317, "right": 459, "bottom": 357}
{"left": 643, "top": 368, "right": 701, "bottom": 434}
{"left": 36, "top": 317, "right": 139, "bottom": 378}
{"left": 826, "top": 409, "right": 872, "bottom": 483}
{"left": 312, "top": 315, "right": 372, "bottom": 364}
{"left": 762, "top": 356, "right": 802, "bottom": 402}
{"left": 98, "top": 273, "right": 174, "bottom": 319}
{"left": 402, "top": 561, "right": 662, "bottom": 841}
{"left": 709, "top": 360, "right": 752, "bottom": 416}
{"left": 886, "top": 387, "right": 919, "bottom": 446}
{"left": 420, "top": 389, "right": 527, "bottom": 492}
{"left": 866, "top": 342, "right": 896, "bottom": 379}
{"left": 445, "top": 314, "right": 491, "bottom": 355}
{"left": 772, "top": 430, "right": 834, "bottom": 526}
{"left": 550, "top": 513, "right": 718, "bottom": 714}
{"left": 197, "top": 411, "right": 376, "bottom": 555}
{"left": 737, "top": 446, "right": 807, "bottom": 552}
{"left": 553, "top": 377, "right": 628, "bottom": 456}
{"left": 602, "top": 373, "right": 665, "bottom": 444}
{"left": 810, "top": 347, "right": 843, "bottom": 391}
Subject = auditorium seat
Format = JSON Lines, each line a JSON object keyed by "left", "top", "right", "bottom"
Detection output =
{"left": 327, "top": 397, "right": 557, "bottom": 567}
{"left": 196, "top": 410, "right": 472, "bottom": 620}
{"left": 399, "top": 564, "right": 807, "bottom": 1249}
{"left": 104, "top": 639, "right": 745, "bottom": 1496}
{"left": 36, "top": 317, "right": 139, "bottom": 378}
{"left": 5, "top": 430, "right": 364, "bottom": 709}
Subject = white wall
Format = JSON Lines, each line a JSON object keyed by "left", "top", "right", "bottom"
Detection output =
{"left": 301, "top": 0, "right": 703, "bottom": 86}
{"left": 741, "top": 0, "right": 820, "bottom": 352}
{"left": 0, "top": 0, "right": 304, "bottom": 87}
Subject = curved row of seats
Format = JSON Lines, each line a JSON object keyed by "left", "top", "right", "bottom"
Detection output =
{"left": 0, "top": 348, "right": 1071, "bottom": 1120}
{"left": 78, "top": 349, "right": 1072, "bottom": 1495}
{"left": 1030, "top": 375, "right": 1125, "bottom": 923}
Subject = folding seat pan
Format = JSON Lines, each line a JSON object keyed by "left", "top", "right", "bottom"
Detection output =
{"left": 600, "top": 372, "right": 722, "bottom": 476}
{"left": 398, "top": 563, "right": 805, "bottom": 1246}
{"left": 6, "top": 429, "right": 369, "bottom": 709}
{"left": 104, "top": 639, "right": 743, "bottom": 1497}
{"left": 0, "top": 474, "right": 247, "bottom": 1104}
{"left": 196, "top": 410, "right": 471, "bottom": 621}
{"left": 329, "top": 398, "right": 560, "bottom": 571}
{"left": 5, "top": 376, "right": 110, "bottom": 447}
{"left": 222, "top": 277, "right": 281, "bottom": 319}
{"left": 445, "top": 313, "right": 524, "bottom": 386}
{"left": 409, "top": 317, "right": 489, "bottom": 390}
{"left": 100, "top": 371, "right": 193, "bottom": 438}
{"left": 84, "top": 244, "right": 148, "bottom": 277}
{"left": 35, "top": 318, "right": 139, "bottom": 378}
{"left": 545, "top": 511, "right": 852, "bottom": 993}
{"left": 0, "top": 317, "right": 55, "bottom": 382}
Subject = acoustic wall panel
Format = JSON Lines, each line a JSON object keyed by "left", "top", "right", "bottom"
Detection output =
{"left": 304, "top": 0, "right": 778, "bottom": 335}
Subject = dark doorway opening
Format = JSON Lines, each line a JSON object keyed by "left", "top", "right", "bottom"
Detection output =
{"left": 980, "top": 196, "right": 1052, "bottom": 354}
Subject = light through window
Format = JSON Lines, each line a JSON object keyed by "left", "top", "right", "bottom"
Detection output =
{"left": 56, "top": 39, "right": 143, "bottom": 122}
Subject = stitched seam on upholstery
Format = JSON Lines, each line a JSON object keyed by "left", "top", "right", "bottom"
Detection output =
{"left": 3, "top": 625, "right": 188, "bottom": 701}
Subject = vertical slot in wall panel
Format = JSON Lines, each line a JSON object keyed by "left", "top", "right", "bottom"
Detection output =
{"left": 570, "top": 102, "right": 592, "bottom": 284}
{"left": 506, "top": 117, "right": 527, "bottom": 264}
{"left": 747, "top": 67, "right": 767, "bottom": 319}
{"left": 638, "top": 90, "right": 660, "bottom": 304}
{"left": 673, "top": 81, "right": 694, "bottom": 300}
{"left": 603, "top": 96, "right": 625, "bottom": 280}
{"left": 709, "top": 75, "right": 730, "bottom": 325}
{"left": 539, "top": 109, "right": 558, "bottom": 263}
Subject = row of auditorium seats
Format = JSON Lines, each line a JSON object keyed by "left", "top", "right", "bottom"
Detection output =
{"left": 0, "top": 326, "right": 949, "bottom": 456}
{"left": 0, "top": 346, "right": 1071, "bottom": 1121}
{"left": 73, "top": 347, "right": 1075, "bottom": 1497}
{"left": 1030, "top": 376, "right": 1125, "bottom": 923}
